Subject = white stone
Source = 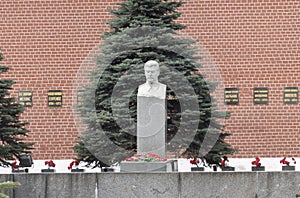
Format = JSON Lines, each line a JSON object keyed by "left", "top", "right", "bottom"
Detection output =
{"left": 137, "top": 60, "right": 167, "bottom": 158}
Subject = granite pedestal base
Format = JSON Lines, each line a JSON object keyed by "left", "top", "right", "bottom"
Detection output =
{"left": 191, "top": 167, "right": 204, "bottom": 172}
{"left": 101, "top": 167, "right": 114, "bottom": 172}
{"left": 282, "top": 166, "right": 295, "bottom": 171}
{"left": 12, "top": 169, "right": 26, "bottom": 173}
{"left": 41, "top": 169, "right": 55, "bottom": 173}
{"left": 221, "top": 166, "right": 235, "bottom": 171}
{"left": 71, "top": 168, "right": 85, "bottom": 173}
{"left": 120, "top": 160, "right": 177, "bottom": 172}
{"left": 252, "top": 166, "right": 265, "bottom": 171}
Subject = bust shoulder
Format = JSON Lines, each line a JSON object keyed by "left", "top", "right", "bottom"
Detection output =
{"left": 138, "top": 83, "right": 166, "bottom": 99}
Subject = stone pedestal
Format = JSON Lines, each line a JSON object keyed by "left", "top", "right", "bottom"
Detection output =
{"left": 282, "top": 166, "right": 295, "bottom": 171}
{"left": 120, "top": 160, "right": 177, "bottom": 172}
{"left": 191, "top": 167, "right": 204, "bottom": 172}
{"left": 101, "top": 167, "right": 114, "bottom": 172}
{"left": 137, "top": 96, "right": 166, "bottom": 158}
{"left": 221, "top": 166, "right": 235, "bottom": 171}
{"left": 41, "top": 169, "right": 55, "bottom": 173}
{"left": 12, "top": 169, "right": 26, "bottom": 173}
{"left": 252, "top": 166, "right": 265, "bottom": 171}
{"left": 71, "top": 168, "right": 85, "bottom": 173}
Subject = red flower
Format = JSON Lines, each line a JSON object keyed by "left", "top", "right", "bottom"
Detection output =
{"left": 221, "top": 160, "right": 225, "bottom": 167}
{"left": 280, "top": 157, "right": 286, "bottom": 164}
{"left": 45, "top": 160, "right": 56, "bottom": 168}
{"left": 68, "top": 160, "right": 79, "bottom": 170}
{"left": 280, "top": 157, "right": 289, "bottom": 166}
{"left": 221, "top": 156, "right": 229, "bottom": 167}
{"left": 11, "top": 161, "right": 19, "bottom": 170}
{"left": 280, "top": 157, "right": 296, "bottom": 166}
{"left": 125, "top": 153, "right": 166, "bottom": 162}
{"left": 286, "top": 161, "right": 290, "bottom": 166}
{"left": 133, "top": 154, "right": 140, "bottom": 157}
{"left": 147, "top": 153, "right": 160, "bottom": 159}
{"left": 125, "top": 157, "right": 134, "bottom": 161}
{"left": 190, "top": 159, "right": 200, "bottom": 165}
{"left": 161, "top": 158, "right": 168, "bottom": 162}
{"left": 251, "top": 157, "right": 261, "bottom": 167}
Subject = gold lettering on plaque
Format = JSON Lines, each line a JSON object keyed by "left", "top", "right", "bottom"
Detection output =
{"left": 224, "top": 88, "right": 239, "bottom": 105}
{"left": 254, "top": 88, "right": 268, "bottom": 104}
{"left": 284, "top": 87, "right": 298, "bottom": 104}
{"left": 18, "top": 91, "right": 32, "bottom": 107}
{"left": 48, "top": 90, "right": 62, "bottom": 107}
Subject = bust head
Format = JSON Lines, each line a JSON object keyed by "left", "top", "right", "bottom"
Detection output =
{"left": 138, "top": 60, "right": 166, "bottom": 99}
{"left": 144, "top": 60, "right": 160, "bottom": 84}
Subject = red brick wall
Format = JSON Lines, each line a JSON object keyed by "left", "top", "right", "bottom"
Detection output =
{"left": 0, "top": 0, "right": 299, "bottom": 159}
{"left": 0, "top": 0, "right": 119, "bottom": 159}
{"left": 178, "top": 0, "right": 300, "bottom": 158}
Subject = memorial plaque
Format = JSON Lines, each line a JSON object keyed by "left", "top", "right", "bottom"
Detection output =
{"left": 254, "top": 87, "right": 268, "bottom": 104}
{"left": 224, "top": 88, "right": 239, "bottom": 105}
{"left": 48, "top": 90, "right": 62, "bottom": 107}
{"left": 283, "top": 87, "right": 298, "bottom": 104}
{"left": 18, "top": 91, "right": 32, "bottom": 107}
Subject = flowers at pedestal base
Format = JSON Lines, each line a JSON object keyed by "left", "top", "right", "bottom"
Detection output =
{"left": 68, "top": 160, "right": 84, "bottom": 172}
{"left": 11, "top": 161, "right": 24, "bottom": 173}
{"left": 42, "top": 160, "right": 56, "bottom": 172}
{"left": 280, "top": 157, "right": 296, "bottom": 171}
{"left": 251, "top": 157, "right": 265, "bottom": 171}
{"left": 125, "top": 153, "right": 167, "bottom": 162}
{"left": 190, "top": 158, "right": 204, "bottom": 171}
{"left": 251, "top": 157, "right": 261, "bottom": 167}
{"left": 280, "top": 157, "right": 296, "bottom": 166}
{"left": 220, "top": 156, "right": 235, "bottom": 171}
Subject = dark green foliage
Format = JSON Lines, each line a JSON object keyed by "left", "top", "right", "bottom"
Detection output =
{"left": 74, "top": 0, "right": 236, "bottom": 167}
{"left": 106, "top": 0, "right": 185, "bottom": 37}
{"left": 0, "top": 52, "right": 33, "bottom": 167}
{"left": 0, "top": 181, "right": 20, "bottom": 198}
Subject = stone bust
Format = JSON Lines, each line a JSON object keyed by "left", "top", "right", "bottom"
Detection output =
{"left": 137, "top": 60, "right": 166, "bottom": 99}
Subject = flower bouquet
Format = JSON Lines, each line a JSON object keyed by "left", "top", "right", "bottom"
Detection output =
{"left": 125, "top": 153, "right": 168, "bottom": 162}
{"left": 189, "top": 158, "right": 204, "bottom": 172}
{"left": 220, "top": 156, "right": 235, "bottom": 171}
{"left": 42, "top": 160, "right": 56, "bottom": 173}
{"left": 121, "top": 153, "right": 173, "bottom": 172}
{"left": 280, "top": 157, "right": 296, "bottom": 171}
{"left": 11, "top": 161, "right": 25, "bottom": 173}
{"left": 251, "top": 157, "right": 265, "bottom": 171}
{"left": 68, "top": 160, "right": 84, "bottom": 172}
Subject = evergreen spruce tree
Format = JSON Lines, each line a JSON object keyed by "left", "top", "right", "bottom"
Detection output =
{"left": 0, "top": 52, "right": 33, "bottom": 166}
{"left": 74, "top": 0, "right": 235, "bottom": 167}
